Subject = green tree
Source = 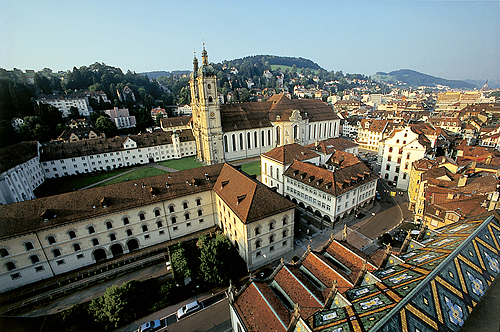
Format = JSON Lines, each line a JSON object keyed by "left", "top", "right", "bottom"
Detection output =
{"left": 239, "top": 88, "right": 251, "bottom": 102}
{"left": 198, "top": 232, "right": 240, "bottom": 286}
{"left": 95, "top": 115, "right": 116, "bottom": 135}
{"left": 68, "top": 106, "right": 80, "bottom": 119}
{"left": 88, "top": 281, "right": 138, "bottom": 329}
{"left": 34, "top": 73, "right": 52, "bottom": 94}
{"left": 171, "top": 245, "right": 191, "bottom": 284}
{"left": 177, "top": 86, "right": 191, "bottom": 105}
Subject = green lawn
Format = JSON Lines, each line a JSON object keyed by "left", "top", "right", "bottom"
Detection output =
{"left": 157, "top": 157, "right": 203, "bottom": 171}
{"left": 240, "top": 161, "right": 261, "bottom": 176}
{"left": 97, "top": 167, "right": 168, "bottom": 186}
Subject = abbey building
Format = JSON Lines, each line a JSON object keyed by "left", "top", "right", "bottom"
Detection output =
{"left": 189, "top": 48, "right": 341, "bottom": 165}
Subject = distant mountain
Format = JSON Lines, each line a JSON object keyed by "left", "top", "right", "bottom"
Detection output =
{"left": 371, "top": 69, "right": 476, "bottom": 89}
{"left": 224, "top": 55, "right": 323, "bottom": 70}
{"left": 141, "top": 70, "right": 190, "bottom": 79}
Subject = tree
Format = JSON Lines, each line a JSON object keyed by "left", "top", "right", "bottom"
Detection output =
{"left": 68, "top": 106, "right": 80, "bottom": 119}
{"left": 239, "top": 88, "right": 251, "bottom": 102}
{"left": 34, "top": 73, "right": 52, "bottom": 95}
{"left": 171, "top": 245, "right": 191, "bottom": 284}
{"left": 95, "top": 115, "right": 116, "bottom": 135}
{"left": 88, "top": 281, "right": 138, "bottom": 329}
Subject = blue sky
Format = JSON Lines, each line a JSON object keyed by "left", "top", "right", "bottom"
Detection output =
{"left": 1, "top": 0, "right": 499, "bottom": 81}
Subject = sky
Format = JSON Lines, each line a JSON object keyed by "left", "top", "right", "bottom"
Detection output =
{"left": 1, "top": 0, "right": 499, "bottom": 81}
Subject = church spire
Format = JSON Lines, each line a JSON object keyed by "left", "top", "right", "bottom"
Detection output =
{"left": 193, "top": 49, "right": 199, "bottom": 72}
{"left": 202, "top": 42, "right": 209, "bottom": 66}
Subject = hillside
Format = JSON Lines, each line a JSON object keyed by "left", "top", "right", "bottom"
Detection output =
{"left": 371, "top": 69, "right": 476, "bottom": 89}
{"left": 141, "top": 70, "right": 190, "bottom": 79}
{"left": 224, "top": 55, "right": 323, "bottom": 70}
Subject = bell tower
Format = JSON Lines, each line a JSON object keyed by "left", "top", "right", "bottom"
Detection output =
{"left": 189, "top": 46, "right": 225, "bottom": 165}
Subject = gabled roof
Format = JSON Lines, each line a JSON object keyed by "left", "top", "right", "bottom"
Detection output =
{"left": 0, "top": 141, "right": 39, "bottom": 174}
{"left": 261, "top": 143, "right": 319, "bottom": 165}
{"left": 213, "top": 164, "right": 296, "bottom": 223}
{"left": 305, "top": 137, "right": 358, "bottom": 155}
{"left": 159, "top": 116, "right": 192, "bottom": 129}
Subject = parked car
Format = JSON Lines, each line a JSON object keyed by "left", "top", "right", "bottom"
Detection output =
{"left": 375, "top": 192, "right": 382, "bottom": 200}
{"left": 177, "top": 300, "right": 202, "bottom": 319}
{"left": 138, "top": 319, "right": 161, "bottom": 332}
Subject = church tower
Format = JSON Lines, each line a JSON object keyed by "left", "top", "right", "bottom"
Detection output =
{"left": 190, "top": 47, "right": 225, "bottom": 165}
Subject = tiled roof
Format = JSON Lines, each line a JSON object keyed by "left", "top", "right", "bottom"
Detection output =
{"left": 234, "top": 282, "right": 288, "bottom": 332}
{"left": 0, "top": 141, "right": 39, "bottom": 174}
{"left": 305, "top": 137, "right": 358, "bottom": 155}
{"left": 57, "top": 127, "right": 103, "bottom": 140}
{"left": 0, "top": 164, "right": 223, "bottom": 240}
{"left": 302, "top": 252, "right": 353, "bottom": 294}
{"left": 220, "top": 95, "right": 339, "bottom": 132}
{"left": 284, "top": 159, "right": 378, "bottom": 197}
{"left": 325, "top": 240, "right": 378, "bottom": 278}
{"left": 213, "top": 164, "right": 296, "bottom": 223}
{"left": 159, "top": 116, "right": 192, "bottom": 128}
{"left": 261, "top": 143, "right": 318, "bottom": 165}
{"left": 40, "top": 130, "right": 195, "bottom": 161}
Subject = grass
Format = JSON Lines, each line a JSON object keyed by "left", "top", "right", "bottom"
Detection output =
{"left": 97, "top": 167, "right": 168, "bottom": 186}
{"left": 157, "top": 157, "right": 203, "bottom": 171}
{"left": 240, "top": 161, "right": 261, "bottom": 176}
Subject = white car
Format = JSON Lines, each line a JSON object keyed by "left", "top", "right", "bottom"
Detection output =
{"left": 177, "top": 300, "right": 201, "bottom": 319}
{"left": 138, "top": 319, "right": 161, "bottom": 332}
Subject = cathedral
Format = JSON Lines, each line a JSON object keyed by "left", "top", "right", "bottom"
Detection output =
{"left": 189, "top": 48, "right": 341, "bottom": 165}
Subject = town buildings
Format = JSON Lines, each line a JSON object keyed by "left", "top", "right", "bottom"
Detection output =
{"left": 36, "top": 91, "right": 109, "bottom": 117}
{"left": 355, "top": 119, "right": 394, "bottom": 151}
{"left": 0, "top": 163, "right": 295, "bottom": 292}
{"left": 105, "top": 107, "right": 137, "bottom": 129}
{"left": 189, "top": 49, "right": 340, "bottom": 165}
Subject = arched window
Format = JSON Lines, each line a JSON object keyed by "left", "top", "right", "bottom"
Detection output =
{"left": 68, "top": 230, "right": 76, "bottom": 239}
{"left": 183, "top": 202, "right": 188, "bottom": 209}
{"left": 276, "top": 126, "right": 280, "bottom": 145}
{"left": 247, "top": 132, "right": 251, "bottom": 149}
{"left": 283, "top": 217, "right": 288, "bottom": 225}
{"left": 208, "top": 96, "right": 213, "bottom": 103}
{"left": 270, "top": 165, "right": 273, "bottom": 178}
{"left": 389, "top": 147, "right": 393, "bottom": 153}
{"left": 5, "top": 262, "right": 16, "bottom": 271}
{"left": 269, "top": 235, "right": 275, "bottom": 243}
{"left": 169, "top": 205, "right": 175, "bottom": 213}
{"left": 268, "top": 129, "right": 271, "bottom": 146}
{"left": 255, "top": 226, "right": 261, "bottom": 236}
{"left": 88, "top": 226, "right": 95, "bottom": 235}
{"left": 47, "top": 236, "right": 56, "bottom": 245}
{"left": 91, "top": 239, "right": 99, "bottom": 246}
{"left": 0, "top": 248, "right": 9, "bottom": 257}
{"left": 29, "top": 255, "right": 40, "bottom": 264}
{"left": 171, "top": 216, "right": 177, "bottom": 224}
{"left": 198, "top": 210, "right": 203, "bottom": 216}
{"left": 139, "top": 213, "right": 145, "bottom": 221}
{"left": 224, "top": 135, "right": 228, "bottom": 153}
{"left": 261, "top": 131, "right": 265, "bottom": 146}
{"left": 24, "top": 242, "right": 34, "bottom": 251}
{"left": 232, "top": 134, "right": 237, "bottom": 151}
{"left": 52, "top": 249, "right": 61, "bottom": 257}
{"left": 123, "top": 217, "right": 129, "bottom": 225}
{"left": 155, "top": 209, "right": 161, "bottom": 217}
{"left": 269, "top": 221, "right": 275, "bottom": 231}
{"left": 293, "top": 125, "right": 298, "bottom": 140}
{"left": 196, "top": 198, "right": 201, "bottom": 206}
{"left": 254, "top": 131, "right": 258, "bottom": 148}
{"left": 282, "top": 229, "right": 288, "bottom": 238}
{"left": 185, "top": 212, "right": 190, "bottom": 220}
{"left": 255, "top": 239, "right": 262, "bottom": 249}
{"left": 126, "top": 229, "right": 133, "bottom": 236}
{"left": 239, "top": 133, "right": 244, "bottom": 150}
{"left": 109, "top": 233, "right": 116, "bottom": 241}
{"left": 73, "top": 243, "right": 81, "bottom": 251}
{"left": 142, "top": 225, "right": 148, "bottom": 232}
{"left": 106, "top": 221, "right": 113, "bottom": 230}
{"left": 157, "top": 220, "right": 163, "bottom": 228}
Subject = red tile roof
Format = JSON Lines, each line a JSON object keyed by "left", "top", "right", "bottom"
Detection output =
{"left": 261, "top": 143, "right": 319, "bottom": 165}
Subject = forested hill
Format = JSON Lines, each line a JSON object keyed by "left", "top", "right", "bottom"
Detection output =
{"left": 372, "top": 69, "right": 476, "bottom": 89}
{"left": 223, "top": 55, "right": 323, "bottom": 70}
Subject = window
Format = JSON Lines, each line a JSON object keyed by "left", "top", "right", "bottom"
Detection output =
{"left": 35, "top": 266, "right": 44, "bottom": 272}
{"left": 187, "top": 222, "right": 191, "bottom": 227}
{"left": 88, "top": 226, "right": 95, "bottom": 234}
{"left": 198, "top": 210, "right": 203, "bottom": 216}
{"left": 387, "top": 155, "right": 392, "bottom": 162}
{"left": 157, "top": 220, "right": 163, "bottom": 228}
{"left": 109, "top": 233, "right": 116, "bottom": 241}
{"left": 56, "top": 260, "right": 65, "bottom": 266}
{"left": 24, "top": 242, "right": 34, "bottom": 251}
{"left": 389, "top": 147, "right": 393, "bottom": 153}
{"left": 0, "top": 248, "right": 8, "bottom": 258}
{"left": 106, "top": 221, "right": 113, "bottom": 230}
{"left": 92, "top": 239, "right": 99, "bottom": 246}
{"left": 239, "top": 133, "right": 244, "bottom": 150}
{"left": 123, "top": 217, "right": 129, "bottom": 225}
{"left": 52, "top": 249, "right": 61, "bottom": 257}
{"left": 269, "top": 221, "right": 275, "bottom": 231}
{"left": 184, "top": 213, "right": 190, "bottom": 220}
{"left": 142, "top": 225, "right": 148, "bottom": 232}
{"left": 47, "top": 236, "right": 56, "bottom": 245}
{"left": 196, "top": 198, "right": 201, "bottom": 206}
{"left": 270, "top": 235, "right": 275, "bottom": 243}
{"left": 405, "top": 162, "right": 409, "bottom": 170}
{"left": 232, "top": 134, "right": 237, "bottom": 151}
{"left": 29, "top": 255, "right": 39, "bottom": 264}
{"left": 159, "top": 230, "right": 165, "bottom": 235}
{"left": 269, "top": 245, "right": 274, "bottom": 252}
{"left": 199, "top": 219, "right": 204, "bottom": 224}
{"left": 386, "top": 165, "right": 390, "bottom": 171}
{"left": 169, "top": 205, "right": 175, "bottom": 213}
{"left": 139, "top": 213, "right": 145, "bottom": 221}
{"left": 183, "top": 202, "right": 188, "bottom": 209}
{"left": 282, "top": 217, "right": 288, "bottom": 225}
{"left": 73, "top": 243, "right": 81, "bottom": 251}
{"left": 126, "top": 229, "right": 133, "bottom": 236}
{"left": 5, "top": 262, "right": 16, "bottom": 271}
{"left": 282, "top": 240, "right": 287, "bottom": 247}
{"left": 10, "top": 272, "right": 21, "bottom": 280}
{"left": 255, "top": 227, "right": 261, "bottom": 236}
{"left": 255, "top": 239, "right": 262, "bottom": 249}
{"left": 68, "top": 231, "right": 76, "bottom": 239}
{"left": 282, "top": 229, "right": 288, "bottom": 238}
{"left": 397, "top": 157, "right": 401, "bottom": 164}
{"left": 173, "top": 226, "right": 178, "bottom": 231}
{"left": 171, "top": 216, "right": 177, "bottom": 224}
